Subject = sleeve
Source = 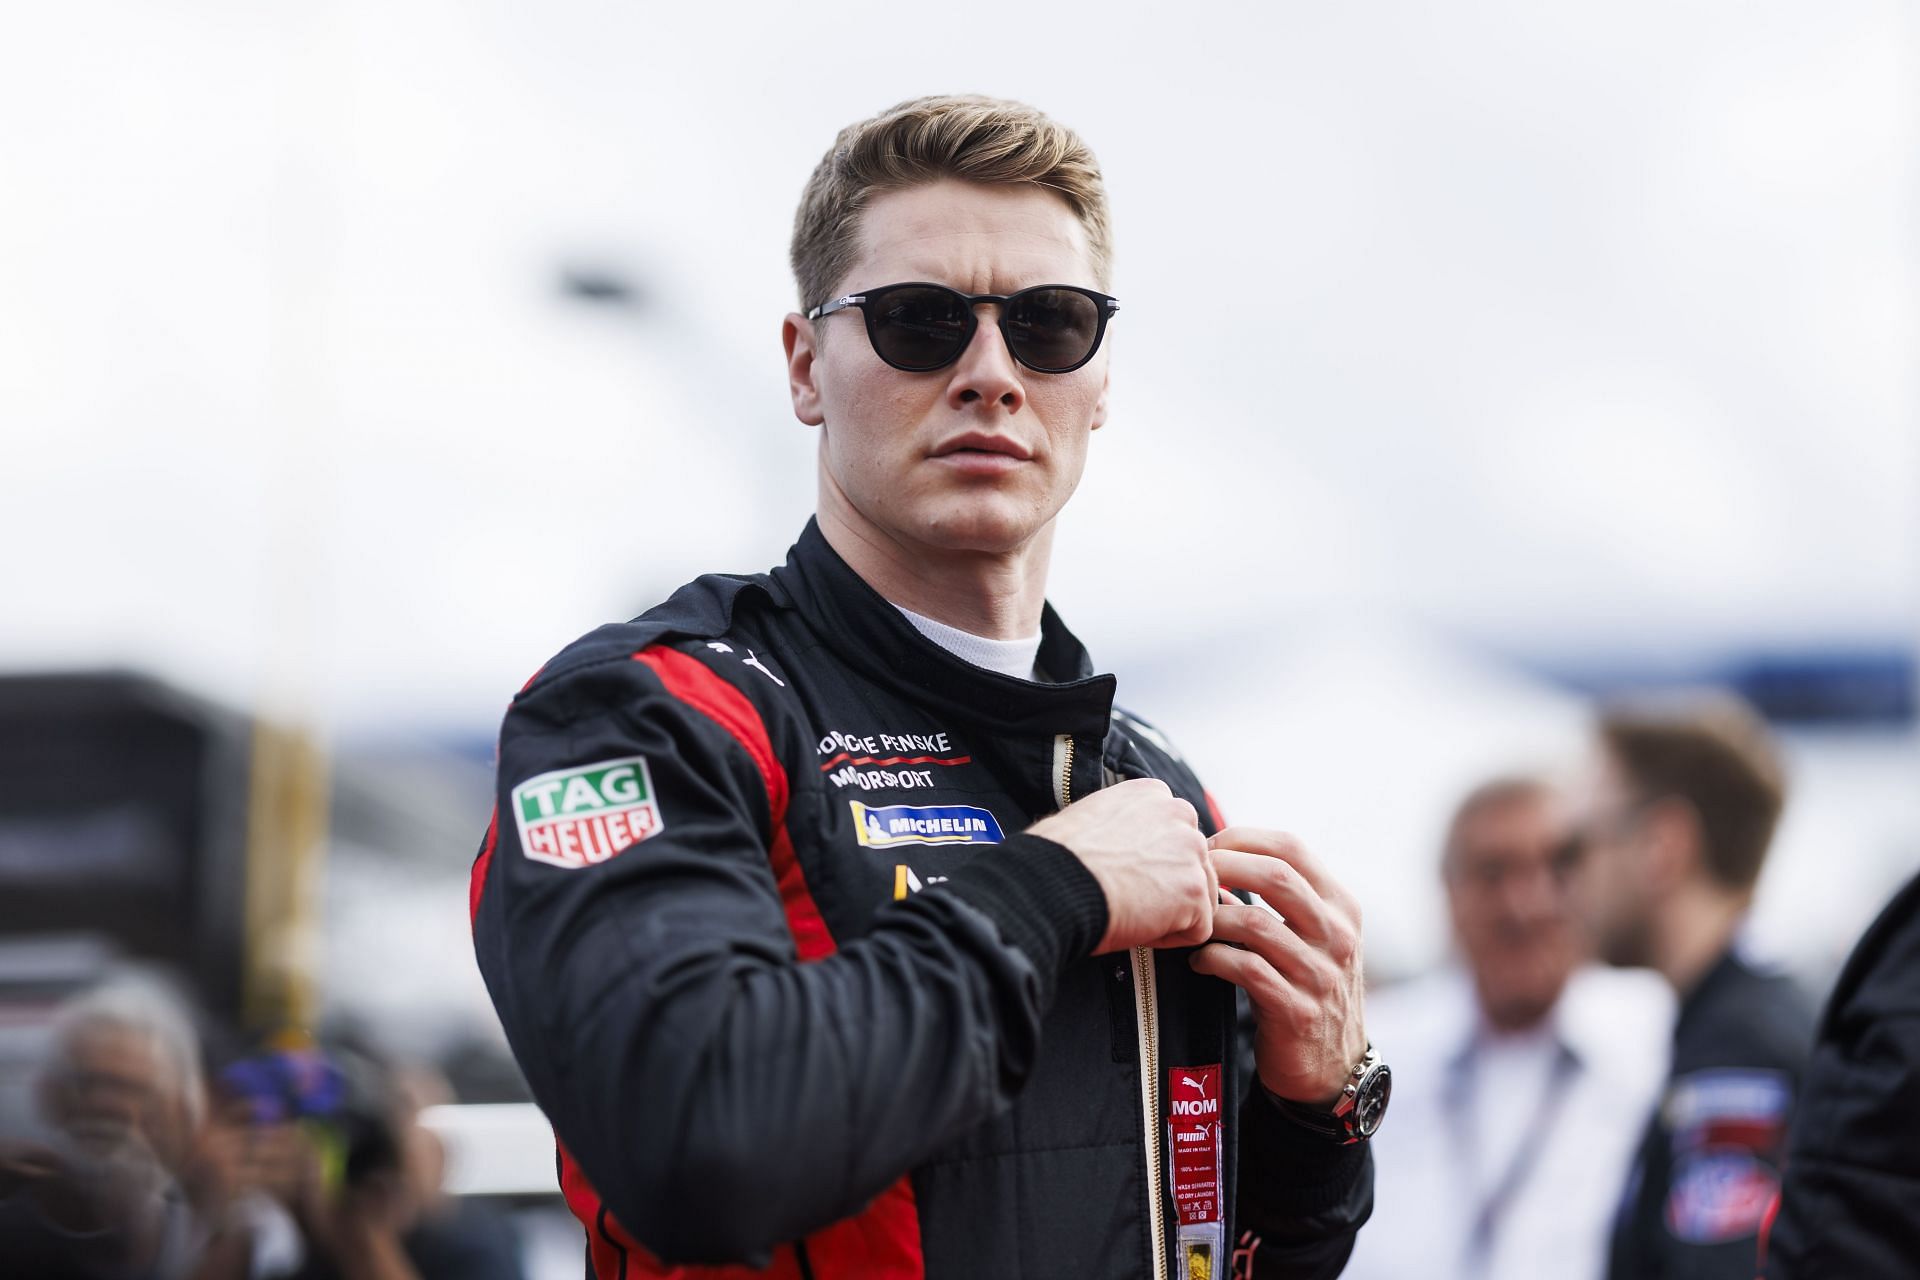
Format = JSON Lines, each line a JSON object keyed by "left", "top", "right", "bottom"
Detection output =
{"left": 1652, "top": 1067, "right": 1795, "bottom": 1280}
{"left": 1233, "top": 986, "right": 1375, "bottom": 1280}
{"left": 469, "top": 650, "right": 1108, "bottom": 1267}
{"left": 1762, "top": 874, "right": 1920, "bottom": 1278}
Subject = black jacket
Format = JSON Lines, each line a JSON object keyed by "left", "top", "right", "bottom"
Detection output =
{"left": 1762, "top": 871, "right": 1920, "bottom": 1278}
{"left": 469, "top": 521, "right": 1372, "bottom": 1280}
{"left": 1606, "top": 948, "right": 1814, "bottom": 1280}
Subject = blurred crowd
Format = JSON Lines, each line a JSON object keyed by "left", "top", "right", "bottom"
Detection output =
{"left": 0, "top": 979, "right": 523, "bottom": 1280}
{"left": 1352, "top": 692, "right": 1919, "bottom": 1280}
{"left": 2, "top": 688, "right": 1912, "bottom": 1280}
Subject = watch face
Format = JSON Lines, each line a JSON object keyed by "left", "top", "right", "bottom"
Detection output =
{"left": 1353, "top": 1064, "right": 1391, "bottom": 1138}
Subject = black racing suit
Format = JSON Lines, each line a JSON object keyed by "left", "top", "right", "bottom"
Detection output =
{"left": 469, "top": 520, "right": 1374, "bottom": 1280}
{"left": 1606, "top": 947, "right": 1814, "bottom": 1280}
{"left": 1763, "top": 871, "right": 1920, "bottom": 1278}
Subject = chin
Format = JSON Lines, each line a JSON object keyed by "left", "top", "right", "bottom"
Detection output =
{"left": 910, "top": 498, "right": 1049, "bottom": 554}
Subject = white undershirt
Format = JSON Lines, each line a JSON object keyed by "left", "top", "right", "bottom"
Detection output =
{"left": 895, "top": 604, "right": 1043, "bottom": 682}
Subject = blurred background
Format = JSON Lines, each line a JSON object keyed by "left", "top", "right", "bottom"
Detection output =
{"left": 1, "top": 2, "right": 1914, "bottom": 1277}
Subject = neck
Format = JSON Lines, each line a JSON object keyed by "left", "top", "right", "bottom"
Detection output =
{"left": 1650, "top": 880, "right": 1748, "bottom": 997}
{"left": 816, "top": 501, "right": 1052, "bottom": 641}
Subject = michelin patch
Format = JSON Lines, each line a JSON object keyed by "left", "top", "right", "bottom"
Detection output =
{"left": 851, "top": 801, "right": 1003, "bottom": 849}
{"left": 513, "top": 756, "right": 664, "bottom": 869}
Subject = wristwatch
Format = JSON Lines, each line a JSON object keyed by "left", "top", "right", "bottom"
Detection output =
{"left": 1268, "top": 1043, "right": 1391, "bottom": 1144}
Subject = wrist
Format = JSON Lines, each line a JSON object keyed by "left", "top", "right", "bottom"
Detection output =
{"left": 1263, "top": 1043, "right": 1392, "bottom": 1145}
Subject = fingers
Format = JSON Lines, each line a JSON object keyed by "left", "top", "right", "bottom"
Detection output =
{"left": 1209, "top": 826, "right": 1357, "bottom": 916}
{"left": 1207, "top": 897, "right": 1350, "bottom": 993}
{"left": 1189, "top": 940, "right": 1299, "bottom": 1014}
{"left": 1210, "top": 848, "right": 1337, "bottom": 944}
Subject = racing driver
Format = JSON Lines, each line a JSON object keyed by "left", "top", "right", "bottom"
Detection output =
{"left": 470, "top": 94, "right": 1383, "bottom": 1280}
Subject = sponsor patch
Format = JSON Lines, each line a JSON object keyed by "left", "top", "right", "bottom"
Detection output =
{"left": 512, "top": 756, "right": 664, "bottom": 869}
{"left": 1663, "top": 1069, "right": 1791, "bottom": 1156}
{"left": 850, "top": 801, "right": 1003, "bottom": 849}
{"left": 1665, "top": 1152, "right": 1780, "bottom": 1244}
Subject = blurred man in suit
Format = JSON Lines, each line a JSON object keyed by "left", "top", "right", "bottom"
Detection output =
{"left": 1346, "top": 777, "right": 1668, "bottom": 1280}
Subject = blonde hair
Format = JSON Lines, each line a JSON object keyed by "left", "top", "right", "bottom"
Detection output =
{"left": 790, "top": 94, "right": 1113, "bottom": 312}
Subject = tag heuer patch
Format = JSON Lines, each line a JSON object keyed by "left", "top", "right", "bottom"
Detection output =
{"left": 512, "top": 756, "right": 664, "bottom": 869}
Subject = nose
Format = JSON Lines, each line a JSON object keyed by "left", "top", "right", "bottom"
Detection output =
{"left": 1499, "top": 860, "right": 1567, "bottom": 929}
{"left": 945, "top": 307, "right": 1025, "bottom": 413}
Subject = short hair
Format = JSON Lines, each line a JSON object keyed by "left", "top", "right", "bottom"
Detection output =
{"left": 1599, "top": 693, "right": 1787, "bottom": 892}
{"left": 46, "top": 975, "right": 208, "bottom": 1129}
{"left": 790, "top": 95, "right": 1113, "bottom": 312}
{"left": 1441, "top": 775, "right": 1556, "bottom": 875}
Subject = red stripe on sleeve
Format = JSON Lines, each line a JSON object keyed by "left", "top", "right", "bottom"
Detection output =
{"left": 633, "top": 644, "right": 923, "bottom": 1276}
{"left": 468, "top": 807, "right": 498, "bottom": 929}
{"left": 634, "top": 645, "right": 833, "bottom": 961}
{"left": 469, "top": 664, "right": 545, "bottom": 928}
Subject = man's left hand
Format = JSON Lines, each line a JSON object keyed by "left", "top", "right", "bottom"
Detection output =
{"left": 1189, "top": 828, "right": 1368, "bottom": 1108}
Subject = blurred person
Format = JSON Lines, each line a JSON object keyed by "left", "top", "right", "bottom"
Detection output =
{"left": 5, "top": 976, "right": 261, "bottom": 1279}
{"left": 389, "top": 1064, "right": 524, "bottom": 1280}
{"left": 1344, "top": 778, "right": 1669, "bottom": 1280}
{"left": 1760, "top": 868, "right": 1920, "bottom": 1278}
{"left": 471, "top": 95, "right": 1384, "bottom": 1280}
{"left": 215, "top": 1040, "right": 436, "bottom": 1280}
{"left": 1569, "top": 695, "right": 1815, "bottom": 1280}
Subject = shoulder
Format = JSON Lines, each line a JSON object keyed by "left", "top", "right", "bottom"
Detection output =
{"left": 1824, "top": 870, "right": 1920, "bottom": 1028}
{"left": 1562, "top": 966, "right": 1675, "bottom": 1046}
{"left": 523, "top": 571, "right": 779, "bottom": 691}
{"left": 1682, "top": 960, "right": 1817, "bottom": 1080}
{"left": 506, "top": 570, "right": 807, "bottom": 739}
{"left": 1109, "top": 706, "right": 1223, "bottom": 825}
{"left": 1559, "top": 966, "right": 1674, "bottom": 1094}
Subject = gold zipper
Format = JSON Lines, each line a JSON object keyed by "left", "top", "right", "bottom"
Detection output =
{"left": 1051, "top": 733, "right": 1076, "bottom": 811}
{"left": 1133, "top": 944, "right": 1169, "bottom": 1279}
{"left": 1051, "top": 734, "right": 1169, "bottom": 1280}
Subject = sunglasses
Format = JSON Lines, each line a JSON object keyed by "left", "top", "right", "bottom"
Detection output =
{"left": 807, "top": 281, "right": 1120, "bottom": 374}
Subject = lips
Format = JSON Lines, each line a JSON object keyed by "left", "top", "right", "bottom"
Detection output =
{"left": 930, "top": 432, "right": 1033, "bottom": 461}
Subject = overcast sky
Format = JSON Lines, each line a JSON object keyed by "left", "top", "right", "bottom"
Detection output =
{"left": 3, "top": 0, "right": 1915, "bottom": 732}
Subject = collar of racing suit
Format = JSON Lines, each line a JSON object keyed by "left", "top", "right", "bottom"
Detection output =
{"left": 769, "top": 518, "right": 1122, "bottom": 746}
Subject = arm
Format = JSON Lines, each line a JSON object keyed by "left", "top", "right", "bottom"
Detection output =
{"left": 471, "top": 651, "right": 1106, "bottom": 1266}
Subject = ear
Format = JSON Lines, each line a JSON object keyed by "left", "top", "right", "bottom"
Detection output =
{"left": 1641, "top": 797, "right": 1701, "bottom": 890}
{"left": 783, "top": 313, "right": 826, "bottom": 427}
{"left": 1089, "top": 361, "right": 1110, "bottom": 432}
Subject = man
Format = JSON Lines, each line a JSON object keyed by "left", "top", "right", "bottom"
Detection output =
{"left": 1345, "top": 778, "right": 1668, "bottom": 1280}
{"left": 5, "top": 978, "right": 263, "bottom": 1280}
{"left": 469, "top": 96, "right": 1382, "bottom": 1280}
{"left": 1570, "top": 696, "right": 1815, "bottom": 1280}
{"left": 1761, "top": 868, "right": 1920, "bottom": 1278}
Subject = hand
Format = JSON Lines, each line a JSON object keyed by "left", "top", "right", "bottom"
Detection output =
{"left": 1028, "top": 778, "right": 1217, "bottom": 954}
{"left": 1189, "top": 828, "right": 1367, "bottom": 1107}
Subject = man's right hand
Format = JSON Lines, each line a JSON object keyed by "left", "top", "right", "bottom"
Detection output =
{"left": 1027, "top": 778, "right": 1217, "bottom": 954}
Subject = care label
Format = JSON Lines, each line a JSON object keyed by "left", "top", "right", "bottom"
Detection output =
{"left": 1168, "top": 1063, "right": 1225, "bottom": 1280}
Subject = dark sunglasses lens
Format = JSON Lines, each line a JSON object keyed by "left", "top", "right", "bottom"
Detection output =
{"left": 870, "top": 287, "right": 971, "bottom": 369}
{"left": 1004, "top": 289, "right": 1101, "bottom": 370}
